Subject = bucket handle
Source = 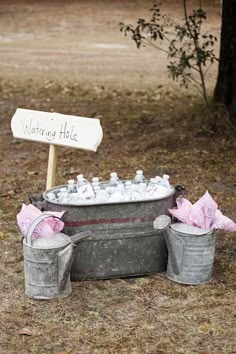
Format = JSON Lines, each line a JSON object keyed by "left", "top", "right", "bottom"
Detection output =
{"left": 26, "top": 213, "right": 61, "bottom": 246}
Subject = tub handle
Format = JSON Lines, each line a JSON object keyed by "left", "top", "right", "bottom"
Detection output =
{"left": 175, "top": 184, "right": 188, "bottom": 197}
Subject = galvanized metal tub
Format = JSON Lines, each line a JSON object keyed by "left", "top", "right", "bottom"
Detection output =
{"left": 36, "top": 185, "right": 179, "bottom": 281}
{"left": 165, "top": 223, "right": 216, "bottom": 285}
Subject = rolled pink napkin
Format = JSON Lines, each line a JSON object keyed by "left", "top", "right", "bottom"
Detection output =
{"left": 169, "top": 191, "right": 236, "bottom": 232}
{"left": 17, "top": 204, "right": 65, "bottom": 239}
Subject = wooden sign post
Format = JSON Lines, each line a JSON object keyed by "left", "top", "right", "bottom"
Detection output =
{"left": 11, "top": 108, "right": 103, "bottom": 190}
{"left": 47, "top": 144, "right": 58, "bottom": 190}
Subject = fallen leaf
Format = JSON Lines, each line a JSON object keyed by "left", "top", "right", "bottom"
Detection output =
{"left": 8, "top": 190, "right": 15, "bottom": 196}
{"left": 18, "top": 328, "right": 34, "bottom": 336}
{"left": 27, "top": 171, "right": 38, "bottom": 176}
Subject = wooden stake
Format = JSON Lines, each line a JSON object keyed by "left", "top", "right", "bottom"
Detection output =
{"left": 46, "top": 144, "right": 58, "bottom": 190}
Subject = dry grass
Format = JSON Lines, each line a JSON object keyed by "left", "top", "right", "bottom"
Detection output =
{"left": 0, "top": 79, "right": 235, "bottom": 354}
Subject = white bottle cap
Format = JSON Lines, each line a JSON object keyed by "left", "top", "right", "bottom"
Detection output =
{"left": 68, "top": 179, "right": 75, "bottom": 184}
{"left": 92, "top": 177, "right": 99, "bottom": 182}
{"left": 110, "top": 172, "right": 118, "bottom": 178}
{"left": 136, "top": 170, "right": 143, "bottom": 175}
{"left": 77, "top": 174, "right": 84, "bottom": 180}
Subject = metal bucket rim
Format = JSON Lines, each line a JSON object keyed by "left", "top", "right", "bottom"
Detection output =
{"left": 170, "top": 223, "right": 214, "bottom": 236}
{"left": 43, "top": 184, "right": 176, "bottom": 207}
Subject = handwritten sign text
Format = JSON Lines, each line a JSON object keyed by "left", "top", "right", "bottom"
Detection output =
{"left": 11, "top": 109, "right": 103, "bottom": 151}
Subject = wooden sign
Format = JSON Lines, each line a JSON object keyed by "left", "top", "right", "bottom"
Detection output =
{"left": 11, "top": 108, "right": 103, "bottom": 189}
{"left": 11, "top": 108, "right": 103, "bottom": 151}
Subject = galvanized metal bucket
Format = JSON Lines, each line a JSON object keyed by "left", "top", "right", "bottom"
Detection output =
{"left": 23, "top": 214, "right": 90, "bottom": 299}
{"left": 34, "top": 184, "right": 181, "bottom": 281}
{"left": 153, "top": 216, "right": 216, "bottom": 285}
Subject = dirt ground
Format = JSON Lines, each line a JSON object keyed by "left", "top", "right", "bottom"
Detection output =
{"left": 0, "top": 1, "right": 236, "bottom": 354}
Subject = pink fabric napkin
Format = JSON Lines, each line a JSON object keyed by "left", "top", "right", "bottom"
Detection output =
{"left": 17, "top": 204, "right": 65, "bottom": 239}
{"left": 169, "top": 191, "right": 236, "bottom": 232}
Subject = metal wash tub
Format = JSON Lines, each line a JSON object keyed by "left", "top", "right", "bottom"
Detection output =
{"left": 32, "top": 185, "right": 181, "bottom": 281}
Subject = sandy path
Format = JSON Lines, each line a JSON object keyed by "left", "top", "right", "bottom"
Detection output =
{"left": 0, "top": 0, "right": 221, "bottom": 89}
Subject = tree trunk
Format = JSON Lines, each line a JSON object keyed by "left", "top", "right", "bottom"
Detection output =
{"left": 214, "top": 0, "right": 236, "bottom": 125}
